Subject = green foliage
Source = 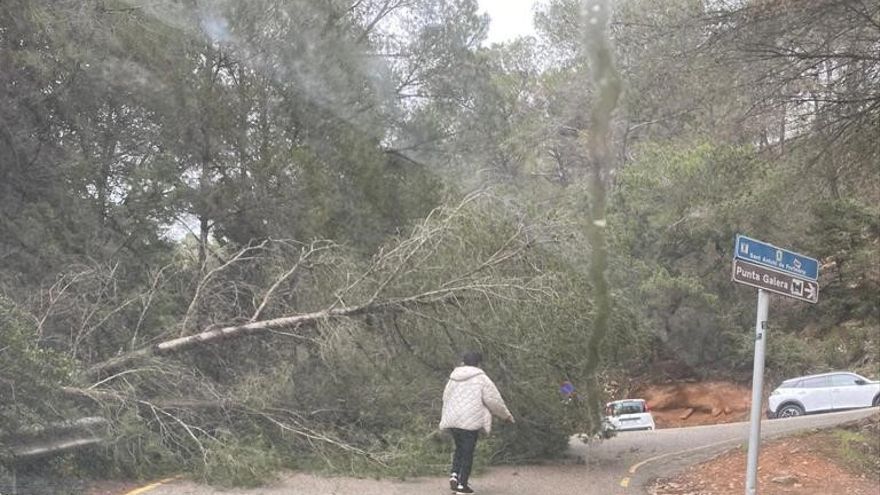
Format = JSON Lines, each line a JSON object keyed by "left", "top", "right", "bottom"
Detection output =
{"left": 198, "top": 434, "right": 284, "bottom": 487}
{"left": 815, "top": 324, "right": 880, "bottom": 378}
{"left": 486, "top": 388, "right": 579, "bottom": 463}
{"left": 291, "top": 197, "right": 602, "bottom": 465}
{"left": 0, "top": 296, "right": 76, "bottom": 433}
{"left": 22, "top": 196, "right": 603, "bottom": 483}
{"left": 607, "top": 138, "right": 879, "bottom": 378}
{"left": 73, "top": 408, "right": 182, "bottom": 481}
{"left": 756, "top": 331, "right": 820, "bottom": 381}
{"left": 608, "top": 143, "right": 758, "bottom": 370}
{"left": 807, "top": 199, "right": 880, "bottom": 324}
{"left": 308, "top": 421, "right": 456, "bottom": 479}
{"left": 832, "top": 427, "right": 880, "bottom": 477}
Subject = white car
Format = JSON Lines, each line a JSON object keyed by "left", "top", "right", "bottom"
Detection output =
{"left": 768, "top": 371, "right": 880, "bottom": 418}
{"left": 604, "top": 399, "right": 655, "bottom": 432}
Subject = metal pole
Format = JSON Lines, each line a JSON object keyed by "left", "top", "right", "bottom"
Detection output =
{"left": 745, "top": 289, "right": 770, "bottom": 495}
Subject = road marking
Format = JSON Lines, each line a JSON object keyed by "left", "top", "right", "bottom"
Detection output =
{"left": 626, "top": 408, "right": 880, "bottom": 476}
{"left": 619, "top": 477, "right": 630, "bottom": 487}
{"left": 122, "top": 476, "right": 180, "bottom": 495}
{"left": 628, "top": 437, "right": 741, "bottom": 475}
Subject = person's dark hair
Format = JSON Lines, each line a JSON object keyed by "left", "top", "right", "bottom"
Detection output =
{"left": 462, "top": 351, "right": 483, "bottom": 367}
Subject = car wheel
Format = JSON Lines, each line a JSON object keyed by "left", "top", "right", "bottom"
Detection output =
{"left": 873, "top": 395, "right": 880, "bottom": 407}
{"left": 777, "top": 404, "right": 805, "bottom": 418}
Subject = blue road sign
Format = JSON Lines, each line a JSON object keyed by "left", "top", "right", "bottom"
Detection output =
{"left": 734, "top": 235, "right": 819, "bottom": 281}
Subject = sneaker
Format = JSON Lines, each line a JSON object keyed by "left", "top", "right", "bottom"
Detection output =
{"left": 455, "top": 484, "right": 474, "bottom": 494}
{"left": 449, "top": 473, "right": 458, "bottom": 491}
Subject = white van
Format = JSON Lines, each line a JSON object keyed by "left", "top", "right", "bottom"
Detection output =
{"left": 604, "top": 399, "right": 656, "bottom": 432}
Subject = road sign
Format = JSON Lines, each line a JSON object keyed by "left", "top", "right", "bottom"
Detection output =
{"left": 734, "top": 236, "right": 820, "bottom": 494}
{"left": 732, "top": 259, "right": 819, "bottom": 304}
{"left": 734, "top": 235, "right": 819, "bottom": 281}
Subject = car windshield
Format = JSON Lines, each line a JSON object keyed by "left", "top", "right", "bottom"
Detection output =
{"left": 609, "top": 401, "right": 646, "bottom": 416}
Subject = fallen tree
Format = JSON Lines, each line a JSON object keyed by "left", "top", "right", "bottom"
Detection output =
{"left": 6, "top": 195, "right": 614, "bottom": 483}
{"left": 88, "top": 283, "right": 525, "bottom": 377}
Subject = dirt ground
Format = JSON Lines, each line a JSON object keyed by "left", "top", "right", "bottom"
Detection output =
{"left": 649, "top": 425, "right": 880, "bottom": 494}
{"left": 636, "top": 381, "right": 753, "bottom": 428}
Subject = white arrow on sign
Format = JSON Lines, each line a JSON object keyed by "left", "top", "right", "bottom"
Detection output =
{"left": 805, "top": 282, "right": 817, "bottom": 300}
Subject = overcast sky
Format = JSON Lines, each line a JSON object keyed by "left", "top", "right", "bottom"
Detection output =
{"left": 479, "top": 0, "right": 538, "bottom": 44}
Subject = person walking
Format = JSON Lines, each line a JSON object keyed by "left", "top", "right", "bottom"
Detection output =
{"left": 439, "top": 351, "right": 514, "bottom": 494}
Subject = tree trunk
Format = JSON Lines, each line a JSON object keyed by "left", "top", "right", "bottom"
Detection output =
{"left": 88, "top": 287, "right": 472, "bottom": 377}
{"left": 198, "top": 214, "right": 209, "bottom": 270}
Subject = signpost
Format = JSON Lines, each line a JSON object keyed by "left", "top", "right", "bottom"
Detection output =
{"left": 732, "top": 235, "right": 820, "bottom": 495}
{"left": 732, "top": 259, "right": 818, "bottom": 304}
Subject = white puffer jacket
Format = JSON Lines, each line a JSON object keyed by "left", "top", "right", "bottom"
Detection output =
{"left": 439, "top": 366, "right": 512, "bottom": 434}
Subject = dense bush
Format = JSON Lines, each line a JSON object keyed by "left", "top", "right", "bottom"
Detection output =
{"left": 0, "top": 296, "right": 77, "bottom": 434}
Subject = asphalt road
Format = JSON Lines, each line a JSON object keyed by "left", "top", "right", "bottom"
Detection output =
{"left": 141, "top": 407, "right": 877, "bottom": 495}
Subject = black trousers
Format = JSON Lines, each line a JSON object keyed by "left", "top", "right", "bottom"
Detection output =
{"left": 450, "top": 428, "right": 479, "bottom": 487}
